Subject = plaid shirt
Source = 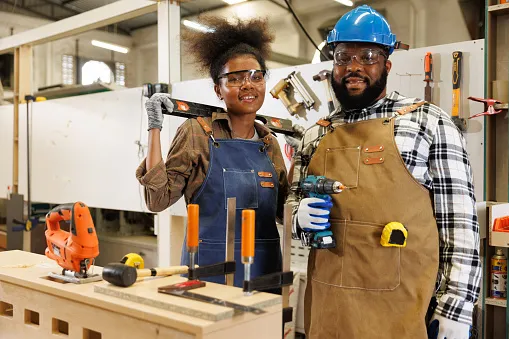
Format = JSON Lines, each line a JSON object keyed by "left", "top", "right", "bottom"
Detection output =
{"left": 136, "top": 112, "right": 289, "bottom": 219}
{"left": 287, "top": 91, "right": 481, "bottom": 325}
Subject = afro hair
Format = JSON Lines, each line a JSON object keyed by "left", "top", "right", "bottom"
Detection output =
{"left": 182, "top": 16, "right": 274, "bottom": 84}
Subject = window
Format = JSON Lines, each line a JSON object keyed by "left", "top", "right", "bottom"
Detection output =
{"left": 81, "top": 60, "right": 113, "bottom": 85}
{"left": 62, "top": 55, "right": 74, "bottom": 85}
{"left": 115, "top": 62, "right": 126, "bottom": 86}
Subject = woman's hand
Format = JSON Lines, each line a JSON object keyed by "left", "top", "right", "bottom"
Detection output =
{"left": 145, "top": 93, "right": 174, "bottom": 130}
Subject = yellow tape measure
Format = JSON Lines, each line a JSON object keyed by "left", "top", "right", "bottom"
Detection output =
{"left": 120, "top": 253, "right": 145, "bottom": 269}
{"left": 380, "top": 222, "right": 408, "bottom": 248}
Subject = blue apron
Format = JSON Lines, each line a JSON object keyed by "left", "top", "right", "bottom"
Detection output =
{"left": 180, "top": 119, "right": 282, "bottom": 288}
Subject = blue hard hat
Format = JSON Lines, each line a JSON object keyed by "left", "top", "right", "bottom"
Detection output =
{"left": 327, "top": 5, "right": 398, "bottom": 55}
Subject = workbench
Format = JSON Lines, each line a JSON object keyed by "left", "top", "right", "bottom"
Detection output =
{"left": 0, "top": 251, "right": 282, "bottom": 339}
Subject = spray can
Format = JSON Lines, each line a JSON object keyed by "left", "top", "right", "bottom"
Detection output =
{"left": 491, "top": 249, "right": 507, "bottom": 299}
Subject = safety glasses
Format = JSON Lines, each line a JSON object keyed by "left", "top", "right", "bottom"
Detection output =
{"left": 333, "top": 48, "right": 386, "bottom": 66}
{"left": 217, "top": 69, "right": 267, "bottom": 87}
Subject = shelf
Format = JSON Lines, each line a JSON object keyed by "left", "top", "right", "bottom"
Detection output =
{"left": 489, "top": 3, "right": 509, "bottom": 16}
{"left": 495, "top": 103, "right": 508, "bottom": 110}
{"left": 486, "top": 297, "right": 507, "bottom": 307}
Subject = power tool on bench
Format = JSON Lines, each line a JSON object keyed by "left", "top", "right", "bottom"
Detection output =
{"left": 300, "top": 175, "right": 344, "bottom": 249}
{"left": 45, "top": 202, "right": 101, "bottom": 284}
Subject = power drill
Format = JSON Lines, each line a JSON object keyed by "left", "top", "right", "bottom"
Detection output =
{"left": 300, "top": 175, "right": 344, "bottom": 249}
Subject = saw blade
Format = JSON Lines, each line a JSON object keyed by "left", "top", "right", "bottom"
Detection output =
{"left": 162, "top": 289, "right": 266, "bottom": 315}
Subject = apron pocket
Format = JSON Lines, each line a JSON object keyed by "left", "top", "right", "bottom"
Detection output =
{"left": 310, "top": 220, "right": 400, "bottom": 291}
{"left": 325, "top": 146, "right": 360, "bottom": 188}
{"left": 342, "top": 220, "right": 400, "bottom": 290}
{"left": 223, "top": 168, "right": 259, "bottom": 209}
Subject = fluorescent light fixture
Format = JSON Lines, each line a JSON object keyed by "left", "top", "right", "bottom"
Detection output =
{"left": 182, "top": 20, "right": 214, "bottom": 33}
{"left": 91, "top": 40, "right": 129, "bottom": 54}
{"left": 335, "top": 0, "right": 353, "bottom": 6}
{"left": 222, "top": 0, "right": 248, "bottom": 4}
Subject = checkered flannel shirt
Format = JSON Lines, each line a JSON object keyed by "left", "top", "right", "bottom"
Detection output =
{"left": 287, "top": 91, "right": 481, "bottom": 325}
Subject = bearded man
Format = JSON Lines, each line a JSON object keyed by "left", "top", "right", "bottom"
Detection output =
{"left": 287, "top": 5, "right": 481, "bottom": 339}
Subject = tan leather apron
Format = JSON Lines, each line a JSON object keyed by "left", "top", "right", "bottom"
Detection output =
{"left": 304, "top": 108, "right": 439, "bottom": 339}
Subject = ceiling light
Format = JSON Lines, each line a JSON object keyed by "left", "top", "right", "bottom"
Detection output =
{"left": 335, "top": 0, "right": 353, "bottom": 6}
{"left": 222, "top": 0, "right": 248, "bottom": 4}
{"left": 182, "top": 20, "right": 214, "bottom": 33}
{"left": 91, "top": 40, "right": 129, "bottom": 54}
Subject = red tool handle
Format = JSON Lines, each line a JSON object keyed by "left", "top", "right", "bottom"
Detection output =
{"left": 187, "top": 204, "right": 199, "bottom": 251}
{"left": 424, "top": 52, "right": 433, "bottom": 81}
{"left": 241, "top": 210, "right": 255, "bottom": 258}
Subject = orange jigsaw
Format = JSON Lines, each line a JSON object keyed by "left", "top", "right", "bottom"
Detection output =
{"left": 45, "top": 202, "right": 100, "bottom": 279}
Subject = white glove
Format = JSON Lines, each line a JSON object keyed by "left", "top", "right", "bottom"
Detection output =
{"left": 429, "top": 314, "right": 470, "bottom": 339}
{"left": 145, "top": 93, "right": 174, "bottom": 130}
{"left": 297, "top": 196, "right": 332, "bottom": 231}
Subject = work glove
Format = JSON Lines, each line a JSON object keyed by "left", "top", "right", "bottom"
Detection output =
{"left": 145, "top": 93, "right": 174, "bottom": 130}
{"left": 296, "top": 196, "right": 333, "bottom": 231}
{"left": 428, "top": 314, "right": 470, "bottom": 339}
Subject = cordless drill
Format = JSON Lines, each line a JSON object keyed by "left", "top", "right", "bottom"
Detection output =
{"left": 300, "top": 175, "right": 344, "bottom": 249}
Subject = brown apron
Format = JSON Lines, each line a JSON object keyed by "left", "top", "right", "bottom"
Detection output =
{"left": 304, "top": 107, "right": 439, "bottom": 339}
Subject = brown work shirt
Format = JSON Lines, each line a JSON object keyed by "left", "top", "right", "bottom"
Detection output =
{"left": 136, "top": 112, "right": 289, "bottom": 219}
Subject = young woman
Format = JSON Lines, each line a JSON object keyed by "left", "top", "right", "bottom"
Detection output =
{"left": 136, "top": 17, "right": 289, "bottom": 288}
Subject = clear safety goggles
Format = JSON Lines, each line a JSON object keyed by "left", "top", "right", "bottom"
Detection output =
{"left": 333, "top": 48, "right": 386, "bottom": 66}
{"left": 217, "top": 69, "right": 267, "bottom": 87}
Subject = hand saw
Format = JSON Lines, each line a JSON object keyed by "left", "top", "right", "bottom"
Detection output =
{"left": 451, "top": 51, "right": 467, "bottom": 131}
{"left": 163, "top": 98, "right": 295, "bottom": 136}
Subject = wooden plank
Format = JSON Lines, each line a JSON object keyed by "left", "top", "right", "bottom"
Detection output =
{"left": 495, "top": 104, "right": 508, "bottom": 110}
{"left": 0, "top": 0, "right": 157, "bottom": 54}
{"left": 12, "top": 48, "right": 19, "bottom": 194}
{"left": 486, "top": 297, "right": 507, "bottom": 308}
{"left": 0, "top": 250, "right": 282, "bottom": 337}
{"left": 489, "top": 3, "right": 509, "bottom": 16}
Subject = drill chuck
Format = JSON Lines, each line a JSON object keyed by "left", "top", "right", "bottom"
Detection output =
{"left": 302, "top": 176, "right": 343, "bottom": 195}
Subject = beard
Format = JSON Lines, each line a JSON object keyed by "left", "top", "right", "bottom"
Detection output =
{"left": 332, "top": 67, "right": 388, "bottom": 111}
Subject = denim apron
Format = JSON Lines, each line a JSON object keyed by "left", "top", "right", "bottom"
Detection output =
{"left": 180, "top": 117, "right": 282, "bottom": 287}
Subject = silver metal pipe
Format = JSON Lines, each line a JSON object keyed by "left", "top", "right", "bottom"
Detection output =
{"left": 244, "top": 263, "right": 252, "bottom": 296}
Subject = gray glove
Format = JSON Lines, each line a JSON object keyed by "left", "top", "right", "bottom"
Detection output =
{"left": 145, "top": 93, "right": 174, "bottom": 130}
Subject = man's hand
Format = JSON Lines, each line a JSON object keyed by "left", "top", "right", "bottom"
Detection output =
{"left": 428, "top": 314, "right": 470, "bottom": 339}
{"left": 297, "top": 196, "right": 333, "bottom": 231}
{"left": 145, "top": 93, "right": 174, "bottom": 130}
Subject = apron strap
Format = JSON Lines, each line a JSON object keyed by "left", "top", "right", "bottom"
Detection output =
{"left": 196, "top": 117, "right": 217, "bottom": 144}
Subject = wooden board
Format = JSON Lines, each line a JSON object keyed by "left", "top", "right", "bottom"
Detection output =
{"left": 0, "top": 250, "right": 282, "bottom": 339}
{"left": 94, "top": 277, "right": 280, "bottom": 322}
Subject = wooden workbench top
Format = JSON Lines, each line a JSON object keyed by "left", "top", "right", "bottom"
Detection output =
{"left": 0, "top": 250, "right": 281, "bottom": 337}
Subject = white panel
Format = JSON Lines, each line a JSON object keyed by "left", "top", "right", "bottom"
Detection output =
{"left": 0, "top": 106, "right": 13, "bottom": 198}
{"left": 2, "top": 88, "right": 169, "bottom": 212}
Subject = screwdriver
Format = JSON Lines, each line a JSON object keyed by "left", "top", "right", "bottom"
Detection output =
{"left": 187, "top": 204, "right": 199, "bottom": 276}
{"left": 242, "top": 209, "right": 255, "bottom": 296}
